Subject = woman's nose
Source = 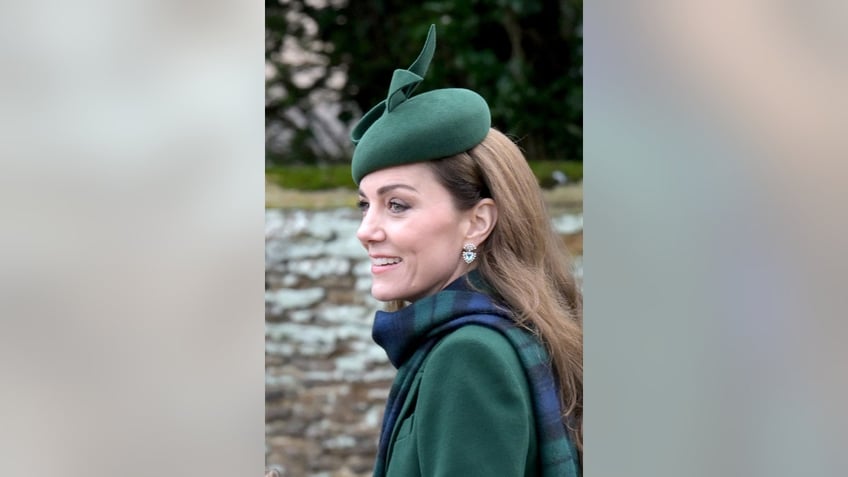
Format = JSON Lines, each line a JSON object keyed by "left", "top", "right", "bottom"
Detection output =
{"left": 356, "top": 210, "right": 385, "bottom": 245}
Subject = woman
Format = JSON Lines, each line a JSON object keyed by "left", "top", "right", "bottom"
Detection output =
{"left": 351, "top": 25, "right": 582, "bottom": 477}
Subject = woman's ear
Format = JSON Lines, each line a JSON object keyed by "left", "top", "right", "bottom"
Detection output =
{"left": 465, "top": 198, "right": 497, "bottom": 244}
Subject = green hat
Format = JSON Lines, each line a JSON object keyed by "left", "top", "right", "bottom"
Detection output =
{"left": 350, "top": 24, "right": 491, "bottom": 184}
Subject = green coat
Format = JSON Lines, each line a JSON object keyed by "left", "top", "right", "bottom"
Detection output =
{"left": 383, "top": 325, "right": 539, "bottom": 476}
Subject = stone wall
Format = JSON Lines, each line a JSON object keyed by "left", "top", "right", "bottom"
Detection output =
{"left": 265, "top": 208, "right": 582, "bottom": 477}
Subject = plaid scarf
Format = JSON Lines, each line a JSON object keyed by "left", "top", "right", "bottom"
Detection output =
{"left": 371, "top": 272, "right": 580, "bottom": 477}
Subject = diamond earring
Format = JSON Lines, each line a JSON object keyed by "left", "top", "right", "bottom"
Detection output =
{"left": 462, "top": 243, "right": 477, "bottom": 264}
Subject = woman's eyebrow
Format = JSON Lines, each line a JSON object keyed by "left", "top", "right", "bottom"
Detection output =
{"left": 358, "top": 184, "right": 419, "bottom": 198}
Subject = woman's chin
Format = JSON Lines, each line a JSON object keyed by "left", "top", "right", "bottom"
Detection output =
{"left": 371, "top": 287, "right": 397, "bottom": 302}
{"left": 372, "top": 285, "right": 417, "bottom": 303}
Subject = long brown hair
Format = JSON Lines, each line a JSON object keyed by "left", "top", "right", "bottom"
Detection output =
{"left": 427, "top": 128, "right": 583, "bottom": 458}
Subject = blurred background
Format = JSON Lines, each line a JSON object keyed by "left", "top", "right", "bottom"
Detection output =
{"left": 264, "top": 1, "right": 583, "bottom": 475}
{"left": 266, "top": 0, "right": 582, "bottom": 167}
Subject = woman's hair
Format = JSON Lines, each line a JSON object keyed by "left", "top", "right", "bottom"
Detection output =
{"left": 425, "top": 127, "right": 583, "bottom": 459}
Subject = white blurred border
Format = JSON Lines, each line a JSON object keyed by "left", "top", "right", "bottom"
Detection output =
{"left": 0, "top": 2, "right": 264, "bottom": 476}
{"left": 586, "top": 2, "right": 847, "bottom": 476}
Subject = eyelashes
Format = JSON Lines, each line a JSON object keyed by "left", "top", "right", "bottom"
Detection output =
{"left": 388, "top": 200, "right": 409, "bottom": 213}
{"left": 356, "top": 199, "right": 410, "bottom": 214}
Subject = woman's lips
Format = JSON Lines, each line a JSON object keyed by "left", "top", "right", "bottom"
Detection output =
{"left": 370, "top": 256, "right": 402, "bottom": 274}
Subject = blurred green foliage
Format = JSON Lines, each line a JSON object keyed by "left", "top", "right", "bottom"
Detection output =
{"left": 266, "top": 161, "right": 582, "bottom": 191}
{"left": 529, "top": 160, "right": 583, "bottom": 183}
{"left": 266, "top": 0, "right": 582, "bottom": 166}
{"left": 266, "top": 164, "right": 354, "bottom": 190}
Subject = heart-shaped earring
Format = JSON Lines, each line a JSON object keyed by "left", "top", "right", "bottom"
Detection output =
{"left": 462, "top": 243, "right": 477, "bottom": 264}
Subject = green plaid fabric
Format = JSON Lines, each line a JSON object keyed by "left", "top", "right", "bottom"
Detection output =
{"left": 371, "top": 272, "right": 580, "bottom": 477}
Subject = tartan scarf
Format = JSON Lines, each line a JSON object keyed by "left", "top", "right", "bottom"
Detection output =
{"left": 370, "top": 272, "right": 580, "bottom": 477}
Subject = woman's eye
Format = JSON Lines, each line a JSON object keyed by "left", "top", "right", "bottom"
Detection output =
{"left": 356, "top": 200, "right": 369, "bottom": 213}
{"left": 388, "top": 200, "right": 409, "bottom": 213}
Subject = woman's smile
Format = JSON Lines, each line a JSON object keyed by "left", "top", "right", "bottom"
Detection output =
{"left": 370, "top": 255, "right": 403, "bottom": 274}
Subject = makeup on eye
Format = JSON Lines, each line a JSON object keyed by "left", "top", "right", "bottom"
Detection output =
{"left": 388, "top": 199, "right": 410, "bottom": 213}
{"left": 357, "top": 182, "right": 417, "bottom": 216}
{"left": 356, "top": 197, "right": 410, "bottom": 214}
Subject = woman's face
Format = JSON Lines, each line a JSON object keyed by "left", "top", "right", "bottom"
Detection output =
{"left": 356, "top": 162, "right": 472, "bottom": 303}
